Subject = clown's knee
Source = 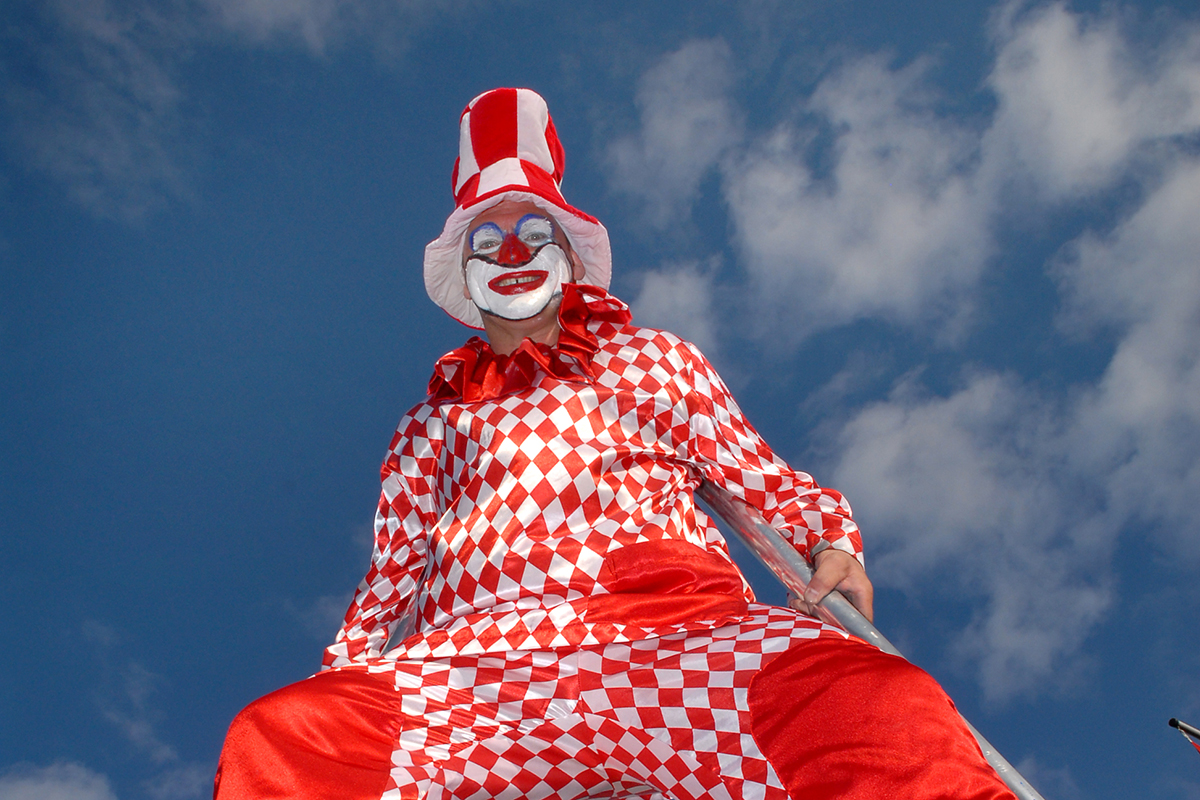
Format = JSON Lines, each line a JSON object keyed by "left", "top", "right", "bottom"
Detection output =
{"left": 748, "top": 635, "right": 1015, "bottom": 800}
{"left": 215, "top": 669, "right": 404, "bottom": 800}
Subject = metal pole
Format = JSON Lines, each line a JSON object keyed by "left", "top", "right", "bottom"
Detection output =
{"left": 1170, "top": 718, "right": 1200, "bottom": 740}
{"left": 697, "top": 481, "right": 1046, "bottom": 800}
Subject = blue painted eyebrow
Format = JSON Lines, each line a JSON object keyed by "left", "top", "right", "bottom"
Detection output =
{"left": 515, "top": 214, "right": 553, "bottom": 234}
{"left": 468, "top": 222, "right": 504, "bottom": 250}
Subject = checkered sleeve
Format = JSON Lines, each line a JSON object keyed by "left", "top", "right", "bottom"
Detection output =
{"left": 321, "top": 404, "right": 443, "bottom": 669}
{"left": 684, "top": 343, "right": 864, "bottom": 566}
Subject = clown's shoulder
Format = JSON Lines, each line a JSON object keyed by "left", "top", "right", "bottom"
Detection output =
{"left": 595, "top": 315, "right": 720, "bottom": 382}
{"left": 377, "top": 398, "right": 445, "bottom": 483}
{"left": 605, "top": 323, "right": 691, "bottom": 359}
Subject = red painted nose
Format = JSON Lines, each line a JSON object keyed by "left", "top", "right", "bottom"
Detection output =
{"left": 496, "top": 233, "right": 532, "bottom": 265}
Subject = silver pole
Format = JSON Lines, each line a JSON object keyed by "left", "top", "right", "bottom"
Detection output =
{"left": 1170, "top": 718, "right": 1200, "bottom": 740}
{"left": 697, "top": 481, "right": 1045, "bottom": 800}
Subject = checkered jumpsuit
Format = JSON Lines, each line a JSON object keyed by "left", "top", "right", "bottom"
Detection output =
{"left": 214, "top": 288, "right": 1015, "bottom": 800}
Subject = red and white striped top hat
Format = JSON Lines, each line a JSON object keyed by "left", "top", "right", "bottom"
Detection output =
{"left": 424, "top": 88, "right": 613, "bottom": 328}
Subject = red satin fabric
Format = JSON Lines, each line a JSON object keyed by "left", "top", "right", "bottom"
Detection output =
{"left": 748, "top": 636, "right": 1017, "bottom": 800}
{"left": 213, "top": 668, "right": 403, "bottom": 800}
{"left": 427, "top": 284, "right": 632, "bottom": 404}
{"left": 586, "top": 538, "right": 750, "bottom": 626}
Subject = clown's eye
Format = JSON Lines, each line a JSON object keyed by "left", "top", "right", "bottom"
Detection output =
{"left": 516, "top": 215, "right": 554, "bottom": 247}
{"left": 469, "top": 222, "right": 504, "bottom": 254}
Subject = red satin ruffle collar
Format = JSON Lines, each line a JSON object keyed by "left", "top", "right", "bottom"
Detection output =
{"left": 428, "top": 284, "right": 632, "bottom": 404}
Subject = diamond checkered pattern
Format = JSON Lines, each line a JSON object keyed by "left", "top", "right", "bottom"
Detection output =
{"left": 323, "top": 317, "right": 861, "bottom": 672}
{"left": 371, "top": 605, "right": 837, "bottom": 800}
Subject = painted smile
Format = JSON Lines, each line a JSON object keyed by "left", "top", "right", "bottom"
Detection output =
{"left": 488, "top": 270, "right": 547, "bottom": 295}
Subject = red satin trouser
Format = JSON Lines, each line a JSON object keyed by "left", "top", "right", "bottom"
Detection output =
{"left": 215, "top": 612, "right": 1015, "bottom": 800}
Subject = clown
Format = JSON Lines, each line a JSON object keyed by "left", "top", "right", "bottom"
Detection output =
{"left": 214, "top": 88, "right": 1017, "bottom": 800}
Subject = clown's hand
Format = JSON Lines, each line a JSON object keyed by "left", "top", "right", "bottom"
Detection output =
{"left": 788, "top": 549, "right": 874, "bottom": 623}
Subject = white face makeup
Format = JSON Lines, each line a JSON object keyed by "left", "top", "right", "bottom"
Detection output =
{"left": 463, "top": 214, "right": 572, "bottom": 321}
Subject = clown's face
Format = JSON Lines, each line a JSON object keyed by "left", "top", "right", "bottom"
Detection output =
{"left": 462, "top": 201, "right": 582, "bottom": 321}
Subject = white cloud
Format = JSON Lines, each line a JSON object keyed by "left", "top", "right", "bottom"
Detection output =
{"left": 984, "top": 0, "right": 1200, "bottom": 201}
{"left": 820, "top": 1, "right": 1200, "bottom": 700}
{"left": 627, "top": 259, "right": 720, "bottom": 355}
{"left": 610, "top": 43, "right": 993, "bottom": 344}
{"left": 82, "top": 622, "right": 178, "bottom": 764}
{"left": 723, "top": 55, "right": 991, "bottom": 343}
{"left": 607, "top": 39, "right": 742, "bottom": 229}
{"left": 0, "top": 763, "right": 118, "bottom": 800}
{"left": 827, "top": 372, "right": 1113, "bottom": 701}
{"left": 1057, "top": 158, "right": 1200, "bottom": 559}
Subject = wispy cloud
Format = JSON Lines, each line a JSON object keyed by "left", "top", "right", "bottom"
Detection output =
{"left": 983, "top": 0, "right": 1200, "bottom": 201}
{"left": 141, "top": 765, "right": 208, "bottom": 800}
{"left": 823, "top": 5, "right": 1199, "bottom": 700}
{"left": 196, "top": 0, "right": 347, "bottom": 52}
{"left": 1056, "top": 158, "right": 1200, "bottom": 560}
{"left": 826, "top": 371, "right": 1114, "bottom": 701}
{"left": 627, "top": 258, "right": 721, "bottom": 355}
{"left": 0, "top": 763, "right": 118, "bottom": 800}
{"left": 0, "top": 0, "right": 475, "bottom": 221}
{"left": 193, "top": 0, "right": 454, "bottom": 57}
{"left": 822, "top": 149, "right": 1200, "bottom": 697}
{"left": 82, "top": 622, "right": 208, "bottom": 800}
{"left": 279, "top": 523, "right": 373, "bottom": 642}
{"left": 281, "top": 590, "right": 355, "bottom": 642}
{"left": 822, "top": 4, "right": 1200, "bottom": 699}
{"left": 3, "top": 0, "right": 193, "bottom": 221}
{"left": 613, "top": 42, "right": 993, "bottom": 348}
{"left": 725, "top": 54, "right": 991, "bottom": 345}
{"left": 97, "top": 660, "right": 179, "bottom": 765}
{"left": 1013, "top": 757, "right": 1084, "bottom": 800}
{"left": 607, "top": 38, "right": 742, "bottom": 230}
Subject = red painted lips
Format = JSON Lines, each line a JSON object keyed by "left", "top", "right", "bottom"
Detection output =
{"left": 487, "top": 270, "right": 548, "bottom": 296}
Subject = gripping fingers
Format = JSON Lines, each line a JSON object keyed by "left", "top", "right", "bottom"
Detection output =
{"left": 805, "top": 550, "right": 875, "bottom": 622}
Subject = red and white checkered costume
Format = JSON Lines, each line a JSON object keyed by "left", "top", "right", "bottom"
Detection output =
{"left": 215, "top": 286, "right": 1015, "bottom": 800}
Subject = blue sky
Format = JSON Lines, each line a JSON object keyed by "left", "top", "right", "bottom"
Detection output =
{"left": 2, "top": 0, "right": 1199, "bottom": 798}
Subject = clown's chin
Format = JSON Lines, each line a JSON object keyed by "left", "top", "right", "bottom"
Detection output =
{"left": 465, "top": 245, "right": 572, "bottom": 321}
{"left": 480, "top": 289, "right": 564, "bottom": 322}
